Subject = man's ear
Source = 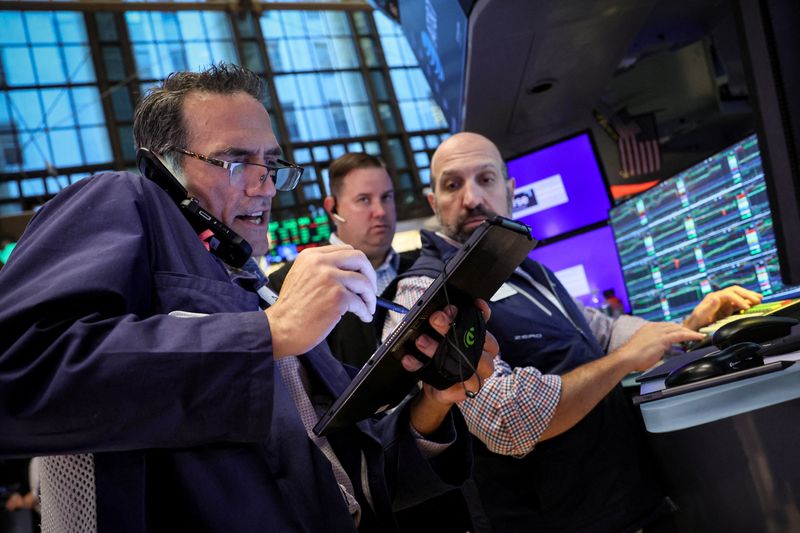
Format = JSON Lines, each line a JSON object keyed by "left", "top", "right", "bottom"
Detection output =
{"left": 507, "top": 176, "right": 516, "bottom": 196}
{"left": 426, "top": 191, "right": 438, "bottom": 214}
{"left": 323, "top": 195, "right": 336, "bottom": 218}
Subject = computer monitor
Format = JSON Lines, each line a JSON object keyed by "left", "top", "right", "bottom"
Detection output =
{"left": 267, "top": 205, "right": 332, "bottom": 264}
{"left": 508, "top": 132, "right": 612, "bottom": 241}
{"left": 610, "top": 133, "right": 797, "bottom": 322}
{"left": 528, "top": 225, "right": 629, "bottom": 312}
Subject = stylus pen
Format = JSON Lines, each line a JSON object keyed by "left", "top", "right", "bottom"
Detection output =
{"left": 377, "top": 297, "right": 409, "bottom": 314}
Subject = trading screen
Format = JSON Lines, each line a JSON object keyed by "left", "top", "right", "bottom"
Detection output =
{"left": 267, "top": 205, "right": 332, "bottom": 264}
{"left": 610, "top": 134, "right": 789, "bottom": 321}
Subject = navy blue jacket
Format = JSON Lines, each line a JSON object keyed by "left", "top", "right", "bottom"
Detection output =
{"left": 0, "top": 173, "right": 470, "bottom": 532}
{"left": 400, "top": 230, "right": 668, "bottom": 533}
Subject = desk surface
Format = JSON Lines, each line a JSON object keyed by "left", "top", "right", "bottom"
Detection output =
{"left": 638, "top": 351, "right": 800, "bottom": 433}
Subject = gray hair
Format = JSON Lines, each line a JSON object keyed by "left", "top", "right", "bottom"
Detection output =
{"left": 133, "top": 63, "right": 264, "bottom": 169}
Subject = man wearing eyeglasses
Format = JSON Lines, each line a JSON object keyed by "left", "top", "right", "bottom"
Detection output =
{"left": 0, "top": 64, "right": 490, "bottom": 532}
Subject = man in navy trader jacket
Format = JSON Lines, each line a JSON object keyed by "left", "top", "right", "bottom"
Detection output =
{"left": 0, "top": 65, "right": 490, "bottom": 532}
{"left": 385, "top": 132, "right": 762, "bottom": 532}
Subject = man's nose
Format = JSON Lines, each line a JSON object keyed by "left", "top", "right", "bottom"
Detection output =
{"left": 461, "top": 180, "right": 483, "bottom": 208}
{"left": 246, "top": 172, "right": 277, "bottom": 198}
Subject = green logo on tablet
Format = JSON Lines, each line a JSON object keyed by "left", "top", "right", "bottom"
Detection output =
{"left": 464, "top": 327, "right": 476, "bottom": 348}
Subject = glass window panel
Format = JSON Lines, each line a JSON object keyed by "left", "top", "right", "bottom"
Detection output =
{"left": 378, "top": 103, "right": 397, "bottom": 133}
{"left": 0, "top": 97, "right": 11, "bottom": 130}
{"left": 369, "top": 70, "right": 388, "bottom": 100}
{"left": 304, "top": 108, "right": 332, "bottom": 140}
{"left": 295, "top": 74, "right": 323, "bottom": 107}
{"left": 132, "top": 45, "right": 158, "bottom": 79}
{"left": 20, "top": 138, "right": 46, "bottom": 171}
{"left": 419, "top": 168, "right": 431, "bottom": 185}
{"left": 202, "top": 12, "right": 232, "bottom": 40}
{"left": 94, "top": 13, "right": 117, "bottom": 42}
{"left": 166, "top": 42, "right": 188, "bottom": 72}
{"left": 125, "top": 12, "right": 154, "bottom": 43}
{"left": 303, "top": 11, "right": 325, "bottom": 37}
{"left": 347, "top": 142, "right": 363, "bottom": 152}
{"left": 330, "top": 144, "right": 345, "bottom": 159}
{"left": 303, "top": 184, "right": 322, "bottom": 201}
{"left": 281, "top": 12, "right": 305, "bottom": 38}
{"left": 9, "top": 91, "right": 43, "bottom": 131}
{"left": 398, "top": 101, "right": 421, "bottom": 131}
{"left": 0, "top": 203, "right": 24, "bottom": 215}
{"left": 185, "top": 42, "right": 212, "bottom": 71}
{"left": 32, "top": 46, "right": 66, "bottom": 84}
{"left": 410, "top": 136, "right": 425, "bottom": 151}
{"left": 102, "top": 46, "right": 125, "bottom": 81}
{"left": 49, "top": 128, "right": 83, "bottom": 167}
{"left": 117, "top": 125, "right": 135, "bottom": 161}
{"left": 364, "top": 141, "right": 380, "bottom": 155}
{"left": 0, "top": 13, "right": 26, "bottom": 45}
{"left": 274, "top": 76, "right": 299, "bottom": 109}
{"left": 286, "top": 39, "right": 313, "bottom": 71}
{"left": 414, "top": 151, "right": 430, "bottom": 167}
{"left": 426, "top": 134, "right": 441, "bottom": 148}
{"left": 338, "top": 72, "right": 369, "bottom": 104}
{"left": 387, "top": 137, "right": 406, "bottom": 167}
{"left": 242, "top": 42, "right": 265, "bottom": 73}
{"left": 348, "top": 104, "right": 376, "bottom": 136}
{"left": 324, "top": 12, "right": 351, "bottom": 37}
{"left": 21, "top": 178, "right": 46, "bottom": 197}
{"left": 389, "top": 70, "right": 412, "bottom": 100}
{"left": 40, "top": 88, "right": 74, "bottom": 129}
{"left": 312, "top": 145, "right": 329, "bottom": 162}
{"left": 0, "top": 134, "right": 21, "bottom": 171}
{"left": 63, "top": 45, "right": 95, "bottom": 83}
{"left": 329, "top": 38, "right": 359, "bottom": 68}
{"left": 301, "top": 166, "right": 317, "bottom": 182}
{"left": 209, "top": 41, "right": 238, "bottom": 65}
{"left": 80, "top": 127, "right": 112, "bottom": 164}
{"left": 0, "top": 182, "right": 21, "bottom": 200}
{"left": 55, "top": 12, "right": 87, "bottom": 44}
{"left": 359, "top": 38, "right": 378, "bottom": 68}
{"left": 292, "top": 147, "right": 311, "bottom": 164}
{"left": 2, "top": 48, "right": 36, "bottom": 86}
{"left": 398, "top": 172, "right": 413, "bottom": 190}
{"left": 177, "top": 12, "right": 204, "bottom": 40}
{"left": 72, "top": 88, "right": 105, "bottom": 126}
{"left": 25, "top": 12, "right": 58, "bottom": 44}
{"left": 352, "top": 11, "right": 371, "bottom": 36}
{"left": 151, "top": 12, "right": 180, "bottom": 42}
{"left": 46, "top": 176, "right": 65, "bottom": 194}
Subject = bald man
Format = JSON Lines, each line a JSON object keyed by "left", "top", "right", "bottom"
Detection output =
{"left": 384, "top": 132, "right": 761, "bottom": 532}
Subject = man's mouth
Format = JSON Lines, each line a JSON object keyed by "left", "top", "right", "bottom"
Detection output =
{"left": 236, "top": 210, "right": 265, "bottom": 225}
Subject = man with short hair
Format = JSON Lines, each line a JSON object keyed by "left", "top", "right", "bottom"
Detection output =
{"left": 386, "top": 131, "right": 761, "bottom": 532}
{"left": 0, "top": 65, "right": 492, "bottom": 532}
{"left": 270, "top": 152, "right": 418, "bottom": 367}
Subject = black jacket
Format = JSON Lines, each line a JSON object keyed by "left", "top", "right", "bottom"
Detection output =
{"left": 268, "top": 247, "right": 419, "bottom": 368}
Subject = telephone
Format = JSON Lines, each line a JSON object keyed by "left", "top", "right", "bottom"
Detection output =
{"left": 136, "top": 147, "right": 252, "bottom": 268}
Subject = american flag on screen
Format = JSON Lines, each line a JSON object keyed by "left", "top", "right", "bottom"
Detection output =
{"left": 616, "top": 112, "right": 661, "bottom": 178}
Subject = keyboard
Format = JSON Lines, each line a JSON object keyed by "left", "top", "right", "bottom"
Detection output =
{"left": 698, "top": 298, "right": 800, "bottom": 335}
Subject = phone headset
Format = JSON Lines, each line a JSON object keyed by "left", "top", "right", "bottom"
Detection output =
{"left": 136, "top": 147, "right": 252, "bottom": 268}
{"left": 331, "top": 200, "right": 347, "bottom": 224}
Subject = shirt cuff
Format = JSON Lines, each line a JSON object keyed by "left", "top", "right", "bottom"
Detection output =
{"left": 409, "top": 412, "right": 457, "bottom": 459}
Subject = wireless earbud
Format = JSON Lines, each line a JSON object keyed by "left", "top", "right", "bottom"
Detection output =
{"left": 331, "top": 206, "right": 347, "bottom": 224}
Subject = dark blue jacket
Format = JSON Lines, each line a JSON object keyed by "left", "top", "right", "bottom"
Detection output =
{"left": 0, "top": 173, "right": 470, "bottom": 532}
{"left": 400, "top": 230, "right": 668, "bottom": 533}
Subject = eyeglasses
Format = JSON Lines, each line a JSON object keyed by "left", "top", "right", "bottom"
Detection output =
{"left": 169, "top": 146, "right": 303, "bottom": 191}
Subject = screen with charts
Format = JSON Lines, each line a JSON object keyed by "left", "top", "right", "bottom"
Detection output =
{"left": 508, "top": 132, "right": 612, "bottom": 241}
{"left": 267, "top": 205, "right": 332, "bottom": 264}
{"left": 528, "top": 225, "right": 630, "bottom": 312}
{"left": 610, "top": 133, "right": 794, "bottom": 322}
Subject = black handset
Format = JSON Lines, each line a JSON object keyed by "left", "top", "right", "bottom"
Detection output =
{"left": 136, "top": 148, "right": 252, "bottom": 268}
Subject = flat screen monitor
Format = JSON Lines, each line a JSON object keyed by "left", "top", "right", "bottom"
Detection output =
{"left": 267, "top": 205, "right": 332, "bottom": 264}
{"left": 528, "top": 225, "right": 629, "bottom": 312}
{"left": 508, "top": 132, "right": 612, "bottom": 241}
{"left": 610, "top": 133, "right": 797, "bottom": 322}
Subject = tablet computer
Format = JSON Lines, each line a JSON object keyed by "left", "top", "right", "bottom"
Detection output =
{"left": 314, "top": 216, "right": 536, "bottom": 436}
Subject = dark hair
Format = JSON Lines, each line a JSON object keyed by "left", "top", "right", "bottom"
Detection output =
{"left": 327, "top": 152, "right": 386, "bottom": 197}
{"left": 133, "top": 63, "right": 264, "bottom": 159}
